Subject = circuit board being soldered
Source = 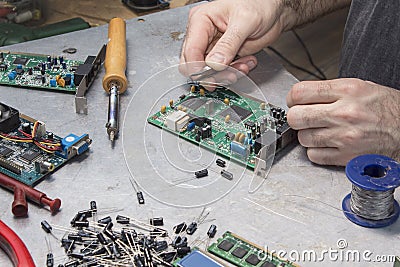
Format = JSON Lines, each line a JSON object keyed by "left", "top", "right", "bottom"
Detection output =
{"left": 0, "top": 103, "right": 91, "bottom": 186}
{"left": 0, "top": 51, "right": 82, "bottom": 92}
{"left": 147, "top": 85, "right": 296, "bottom": 169}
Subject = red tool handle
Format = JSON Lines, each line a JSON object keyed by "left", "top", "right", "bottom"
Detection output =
{"left": 0, "top": 173, "right": 61, "bottom": 217}
{"left": 0, "top": 220, "right": 36, "bottom": 267}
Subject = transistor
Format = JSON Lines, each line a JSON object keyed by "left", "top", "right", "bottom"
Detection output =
{"left": 195, "top": 169, "right": 208, "bottom": 178}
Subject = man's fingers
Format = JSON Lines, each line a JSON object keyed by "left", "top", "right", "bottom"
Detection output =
{"left": 287, "top": 104, "right": 334, "bottom": 130}
{"left": 205, "top": 22, "right": 253, "bottom": 71}
{"left": 297, "top": 128, "right": 340, "bottom": 148}
{"left": 286, "top": 79, "right": 356, "bottom": 107}
{"left": 307, "top": 147, "right": 349, "bottom": 166}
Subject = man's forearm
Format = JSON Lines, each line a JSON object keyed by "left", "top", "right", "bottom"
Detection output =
{"left": 280, "top": 0, "right": 351, "bottom": 30}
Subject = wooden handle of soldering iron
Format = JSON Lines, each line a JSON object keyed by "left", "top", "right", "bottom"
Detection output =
{"left": 102, "top": 17, "right": 128, "bottom": 93}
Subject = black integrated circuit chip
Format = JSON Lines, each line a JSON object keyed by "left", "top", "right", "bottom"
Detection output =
{"left": 219, "top": 105, "right": 252, "bottom": 123}
{"left": 245, "top": 254, "right": 261, "bottom": 265}
{"left": 217, "top": 240, "right": 234, "bottom": 252}
{"left": 13, "top": 57, "right": 29, "bottom": 65}
{"left": 0, "top": 145, "right": 13, "bottom": 157}
{"left": 231, "top": 247, "right": 249, "bottom": 259}
{"left": 261, "top": 262, "right": 276, "bottom": 267}
{"left": 20, "top": 150, "right": 41, "bottom": 163}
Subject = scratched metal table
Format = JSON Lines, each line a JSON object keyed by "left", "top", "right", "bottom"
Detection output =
{"left": 0, "top": 4, "right": 399, "bottom": 267}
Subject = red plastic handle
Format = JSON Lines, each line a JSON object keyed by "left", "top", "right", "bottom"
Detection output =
{"left": 0, "top": 220, "right": 35, "bottom": 267}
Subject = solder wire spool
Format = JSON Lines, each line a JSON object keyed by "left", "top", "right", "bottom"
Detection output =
{"left": 342, "top": 154, "right": 400, "bottom": 228}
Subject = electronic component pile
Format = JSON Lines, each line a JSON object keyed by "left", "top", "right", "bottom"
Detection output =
{"left": 0, "top": 102, "right": 92, "bottom": 186}
{"left": 148, "top": 84, "right": 296, "bottom": 169}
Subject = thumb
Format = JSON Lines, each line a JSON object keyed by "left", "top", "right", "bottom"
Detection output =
{"left": 205, "top": 24, "right": 249, "bottom": 71}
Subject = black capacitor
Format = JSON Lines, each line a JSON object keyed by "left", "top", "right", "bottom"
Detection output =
{"left": 96, "top": 232, "right": 107, "bottom": 245}
{"left": 136, "top": 191, "right": 145, "bottom": 204}
{"left": 116, "top": 215, "right": 130, "bottom": 224}
{"left": 134, "top": 255, "right": 144, "bottom": 267}
{"left": 112, "top": 243, "right": 121, "bottom": 258}
{"left": 177, "top": 246, "right": 191, "bottom": 257}
{"left": 97, "top": 216, "right": 112, "bottom": 225}
{"left": 154, "top": 240, "right": 168, "bottom": 252}
{"left": 104, "top": 229, "right": 117, "bottom": 241}
{"left": 195, "top": 169, "right": 208, "bottom": 178}
{"left": 186, "top": 222, "right": 197, "bottom": 235}
{"left": 22, "top": 122, "right": 31, "bottom": 134}
{"left": 42, "top": 76, "right": 46, "bottom": 84}
{"left": 173, "top": 222, "right": 187, "bottom": 234}
{"left": 149, "top": 217, "right": 164, "bottom": 226}
{"left": 171, "top": 236, "right": 182, "bottom": 248}
{"left": 176, "top": 236, "right": 188, "bottom": 248}
{"left": 207, "top": 224, "right": 217, "bottom": 238}
{"left": 68, "top": 234, "right": 82, "bottom": 242}
{"left": 105, "top": 221, "right": 113, "bottom": 230}
{"left": 64, "top": 261, "right": 79, "bottom": 267}
{"left": 41, "top": 220, "right": 52, "bottom": 233}
{"left": 74, "top": 221, "right": 89, "bottom": 228}
{"left": 90, "top": 200, "right": 97, "bottom": 212}
{"left": 28, "top": 68, "right": 33, "bottom": 75}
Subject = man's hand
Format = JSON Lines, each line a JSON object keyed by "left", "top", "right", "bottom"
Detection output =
{"left": 286, "top": 78, "right": 400, "bottom": 166}
{"left": 180, "top": 0, "right": 287, "bottom": 74}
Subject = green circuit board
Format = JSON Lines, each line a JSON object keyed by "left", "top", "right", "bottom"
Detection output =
{"left": 0, "top": 104, "right": 91, "bottom": 186}
{"left": 0, "top": 51, "right": 82, "bottom": 92}
{"left": 147, "top": 85, "right": 295, "bottom": 169}
{"left": 208, "top": 231, "right": 299, "bottom": 267}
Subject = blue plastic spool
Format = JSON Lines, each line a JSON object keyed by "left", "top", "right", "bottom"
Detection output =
{"left": 342, "top": 154, "right": 400, "bottom": 228}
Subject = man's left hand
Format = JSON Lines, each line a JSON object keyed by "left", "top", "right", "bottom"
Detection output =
{"left": 286, "top": 78, "right": 400, "bottom": 166}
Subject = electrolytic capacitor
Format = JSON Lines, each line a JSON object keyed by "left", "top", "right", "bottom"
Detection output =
{"left": 186, "top": 222, "right": 197, "bottom": 235}
{"left": 22, "top": 122, "right": 31, "bottom": 134}
{"left": 207, "top": 224, "right": 217, "bottom": 238}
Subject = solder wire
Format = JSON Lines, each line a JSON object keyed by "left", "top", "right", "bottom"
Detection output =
{"left": 350, "top": 185, "right": 395, "bottom": 220}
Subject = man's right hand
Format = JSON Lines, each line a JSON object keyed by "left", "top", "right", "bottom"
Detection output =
{"left": 180, "top": 0, "right": 289, "bottom": 74}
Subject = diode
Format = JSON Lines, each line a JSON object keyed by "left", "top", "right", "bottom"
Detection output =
{"left": 342, "top": 154, "right": 400, "bottom": 228}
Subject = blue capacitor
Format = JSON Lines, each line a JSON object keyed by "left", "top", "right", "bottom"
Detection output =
{"left": 230, "top": 141, "right": 248, "bottom": 158}
{"left": 50, "top": 79, "right": 57, "bottom": 87}
{"left": 17, "top": 64, "right": 22, "bottom": 69}
{"left": 8, "top": 70, "right": 17, "bottom": 80}
{"left": 187, "top": 122, "right": 195, "bottom": 131}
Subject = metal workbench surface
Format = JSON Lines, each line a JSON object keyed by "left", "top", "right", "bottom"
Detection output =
{"left": 0, "top": 4, "right": 399, "bottom": 267}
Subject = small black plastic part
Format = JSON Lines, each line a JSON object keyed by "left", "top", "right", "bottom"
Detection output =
{"left": 97, "top": 216, "right": 112, "bottom": 225}
{"left": 41, "top": 220, "right": 53, "bottom": 233}
{"left": 173, "top": 222, "right": 187, "bottom": 234}
{"left": 116, "top": 215, "right": 130, "bottom": 224}
{"left": 195, "top": 169, "right": 208, "bottom": 178}
{"left": 149, "top": 217, "right": 164, "bottom": 226}
{"left": 137, "top": 191, "right": 145, "bottom": 204}
{"left": 186, "top": 222, "right": 198, "bottom": 235}
{"left": 207, "top": 224, "right": 217, "bottom": 238}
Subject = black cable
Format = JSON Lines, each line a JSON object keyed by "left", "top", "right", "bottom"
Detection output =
{"left": 267, "top": 46, "right": 326, "bottom": 80}
{"left": 292, "top": 29, "right": 327, "bottom": 80}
